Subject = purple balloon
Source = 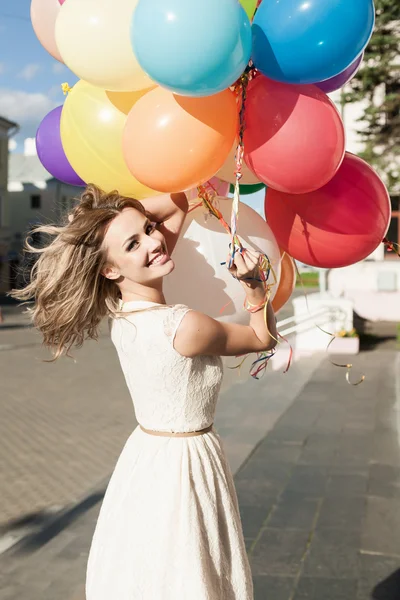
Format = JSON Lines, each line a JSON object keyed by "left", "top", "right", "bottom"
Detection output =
{"left": 36, "top": 106, "right": 85, "bottom": 187}
{"left": 315, "top": 53, "right": 364, "bottom": 94}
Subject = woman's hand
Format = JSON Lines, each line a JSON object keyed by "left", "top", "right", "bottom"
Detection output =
{"left": 227, "top": 247, "right": 263, "bottom": 288}
{"left": 140, "top": 192, "right": 188, "bottom": 255}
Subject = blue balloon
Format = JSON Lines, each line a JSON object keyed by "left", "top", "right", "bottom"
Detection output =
{"left": 252, "top": 0, "right": 375, "bottom": 85}
{"left": 131, "top": 0, "right": 252, "bottom": 97}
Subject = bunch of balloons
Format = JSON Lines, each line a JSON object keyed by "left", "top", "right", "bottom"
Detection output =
{"left": 32, "top": 0, "right": 389, "bottom": 316}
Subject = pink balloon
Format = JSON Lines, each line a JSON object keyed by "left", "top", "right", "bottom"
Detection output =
{"left": 265, "top": 153, "right": 391, "bottom": 268}
{"left": 185, "top": 177, "right": 230, "bottom": 203}
{"left": 31, "top": 0, "right": 63, "bottom": 62}
{"left": 59, "top": 0, "right": 66, "bottom": 4}
{"left": 244, "top": 75, "right": 345, "bottom": 194}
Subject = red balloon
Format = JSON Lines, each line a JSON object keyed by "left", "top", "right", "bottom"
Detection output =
{"left": 265, "top": 153, "right": 391, "bottom": 268}
{"left": 244, "top": 75, "right": 345, "bottom": 194}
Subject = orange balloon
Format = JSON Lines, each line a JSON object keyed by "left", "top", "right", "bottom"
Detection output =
{"left": 272, "top": 251, "right": 296, "bottom": 313}
{"left": 122, "top": 87, "right": 238, "bottom": 193}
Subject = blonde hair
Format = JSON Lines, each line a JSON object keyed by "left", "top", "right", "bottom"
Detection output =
{"left": 10, "top": 184, "right": 146, "bottom": 359}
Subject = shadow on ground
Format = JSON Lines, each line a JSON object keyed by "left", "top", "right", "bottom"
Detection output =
{"left": 373, "top": 568, "right": 400, "bottom": 599}
{"left": 5, "top": 490, "right": 105, "bottom": 556}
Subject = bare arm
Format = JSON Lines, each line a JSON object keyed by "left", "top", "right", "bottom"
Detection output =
{"left": 174, "top": 248, "right": 278, "bottom": 358}
{"left": 140, "top": 192, "right": 188, "bottom": 255}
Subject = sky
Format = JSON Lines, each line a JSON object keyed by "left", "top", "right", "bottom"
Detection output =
{"left": 0, "top": 0, "right": 78, "bottom": 152}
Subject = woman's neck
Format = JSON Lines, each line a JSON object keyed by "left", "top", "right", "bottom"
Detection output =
{"left": 120, "top": 286, "right": 166, "bottom": 305}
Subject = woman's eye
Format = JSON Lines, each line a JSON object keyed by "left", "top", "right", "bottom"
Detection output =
{"left": 128, "top": 240, "right": 138, "bottom": 251}
{"left": 147, "top": 223, "right": 157, "bottom": 234}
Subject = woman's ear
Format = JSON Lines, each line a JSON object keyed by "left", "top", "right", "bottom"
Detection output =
{"left": 102, "top": 265, "right": 121, "bottom": 280}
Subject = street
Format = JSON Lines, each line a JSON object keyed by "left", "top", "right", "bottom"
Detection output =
{"left": 1, "top": 300, "right": 400, "bottom": 599}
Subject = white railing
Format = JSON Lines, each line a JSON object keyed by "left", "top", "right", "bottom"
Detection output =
{"left": 277, "top": 305, "right": 346, "bottom": 338}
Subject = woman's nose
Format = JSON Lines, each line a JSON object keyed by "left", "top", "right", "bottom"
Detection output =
{"left": 146, "top": 236, "right": 162, "bottom": 252}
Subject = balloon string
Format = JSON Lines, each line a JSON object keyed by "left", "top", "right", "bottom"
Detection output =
{"left": 196, "top": 173, "right": 285, "bottom": 380}
{"left": 294, "top": 263, "right": 365, "bottom": 386}
{"left": 382, "top": 237, "right": 400, "bottom": 257}
{"left": 229, "top": 70, "right": 251, "bottom": 268}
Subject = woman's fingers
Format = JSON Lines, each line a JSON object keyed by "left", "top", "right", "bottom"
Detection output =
{"left": 242, "top": 247, "right": 261, "bottom": 262}
{"left": 226, "top": 246, "right": 265, "bottom": 282}
{"left": 231, "top": 251, "right": 247, "bottom": 276}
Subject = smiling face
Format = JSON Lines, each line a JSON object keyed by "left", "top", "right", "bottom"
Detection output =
{"left": 102, "top": 208, "right": 174, "bottom": 291}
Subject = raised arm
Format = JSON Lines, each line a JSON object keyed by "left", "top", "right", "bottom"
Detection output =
{"left": 174, "top": 248, "right": 278, "bottom": 357}
{"left": 140, "top": 192, "right": 188, "bottom": 255}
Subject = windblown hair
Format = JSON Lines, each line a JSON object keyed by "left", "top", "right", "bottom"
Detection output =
{"left": 10, "top": 184, "right": 146, "bottom": 360}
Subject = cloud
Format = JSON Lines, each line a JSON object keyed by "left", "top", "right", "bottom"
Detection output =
{"left": 0, "top": 88, "right": 58, "bottom": 137}
{"left": 24, "top": 138, "right": 37, "bottom": 156}
{"left": 52, "top": 62, "right": 66, "bottom": 74}
{"left": 18, "top": 63, "right": 41, "bottom": 81}
{"left": 8, "top": 139, "right": 17, "bottom": 152}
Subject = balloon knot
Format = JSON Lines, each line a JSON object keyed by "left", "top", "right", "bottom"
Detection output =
{"left": 61, "top": 82, "right": 72, "bottom": 95}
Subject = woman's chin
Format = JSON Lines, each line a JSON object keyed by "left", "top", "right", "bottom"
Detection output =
{"left": 163, "top": 258, "right": 175, "bottom": 276}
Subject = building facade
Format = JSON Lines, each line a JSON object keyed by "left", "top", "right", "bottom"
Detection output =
{"left": 0, "top": 117, "right": 19, "bottom": 293}
{"left": 8, "top": 145, "right": 82, "bottom": 290}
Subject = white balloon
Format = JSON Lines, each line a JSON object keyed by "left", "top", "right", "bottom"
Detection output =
{"left": 164, "top": 197, "right": 281, "bottom": 325}
{"left": 55, "top": 0, "right": 153, "bottom": 91}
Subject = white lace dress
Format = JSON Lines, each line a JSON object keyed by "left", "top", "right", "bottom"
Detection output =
{"left": 86, "top": 301, "right": 254, "bottom": 600}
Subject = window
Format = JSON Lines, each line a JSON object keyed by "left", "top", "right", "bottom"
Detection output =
{"left": 390, "top": 196, "right": 399, "bottom": 212}
{"left": 385, "top": 214, "right": 399, "bottom": 258}
{"left": 30, "top": 195, "right": 41, "bottom": 209}
{"left": 61, "top": 196, "right": 77, "bottom": 214}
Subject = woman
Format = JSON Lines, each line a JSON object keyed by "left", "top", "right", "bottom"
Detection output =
{"left": 11, "top": 184, "right": 277, "bottom": 599}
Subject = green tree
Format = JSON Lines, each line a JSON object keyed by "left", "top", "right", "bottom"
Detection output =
{"left": 344, "top": 0, "right": 400, "bottom": 191}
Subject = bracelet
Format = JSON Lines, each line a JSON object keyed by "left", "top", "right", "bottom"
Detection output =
{"left": 243, "top": 288, "right": 271, "bottom": 313}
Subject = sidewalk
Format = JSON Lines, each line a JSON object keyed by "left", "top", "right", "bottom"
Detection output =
{"left": 0, "top": 336, "right": 399, "bottom": 599}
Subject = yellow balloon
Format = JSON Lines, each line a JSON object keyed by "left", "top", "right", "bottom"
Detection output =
{"left": 55, "top": 0, "right": 153, "bottom": 92}
{"left": 240, "top": 0, "right": 258, "bottom": 20}
{"left": 60, "top": 81, "right": 158, "bottom": 200}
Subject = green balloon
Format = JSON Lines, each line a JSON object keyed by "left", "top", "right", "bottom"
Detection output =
{"left": 229, "top": 182, "right": 266, "bottom": 196}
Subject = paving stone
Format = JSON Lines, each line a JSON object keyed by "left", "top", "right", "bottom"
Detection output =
{"left": 239, "top": 504, "right": 275, "bottom": 539}
{"left": 362, "top": 496, "right": 400, "bottom": 556}
{"left": 250, "top": 529, "right": 310, "bottom": 577}
{"left": 298, "top": 442, "right": 337, "bottom": 466}
{"left": 235, "top": 463, "right": 292, "bottom": 506}
{"left": 302, "top": 528, "right": 361, "bottom": 579}
{"left": 285, "top": 465, "right": 329, "bottom": 496}
{"left": 294, "top": 577, "right": 358, "bottom": 599}
{"left": 333, "top": 432, "right": 373, "bottom": 468}
{"left": 235, "top": 479, "right": 281, "bottom": 509}
{"left": 371, "top": 432, "right": 400, "bottom": 467}
{"left": 326, "top": 469, "right": 369, "bottom": 497}
{"left": 253, "top": 441, "right": 303, "bottom": 465}
{"left": 236, "top": 460, "right": 293, "bottom": 484}
{"left": 253, "top": 575, "right": 295, "bottom": 600}
{"left": 268, "top": 492, "right": 320, "bottom": 531}
{"left": 317, "top": 496, "right": 366, "bottom": 531}
{"left": 368, "top": 464, "right": 400, "bottom": 499}
{"left": 264, "top": 426, "right": 312, "bottom": 445}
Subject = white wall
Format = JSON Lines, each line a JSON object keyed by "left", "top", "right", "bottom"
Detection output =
{"left": 8, "top": 182, "right": 81, "bottom": 256}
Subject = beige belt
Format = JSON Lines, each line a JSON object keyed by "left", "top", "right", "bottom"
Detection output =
{"left": 139, "top": 424, "right": 214, "bottom": 437}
